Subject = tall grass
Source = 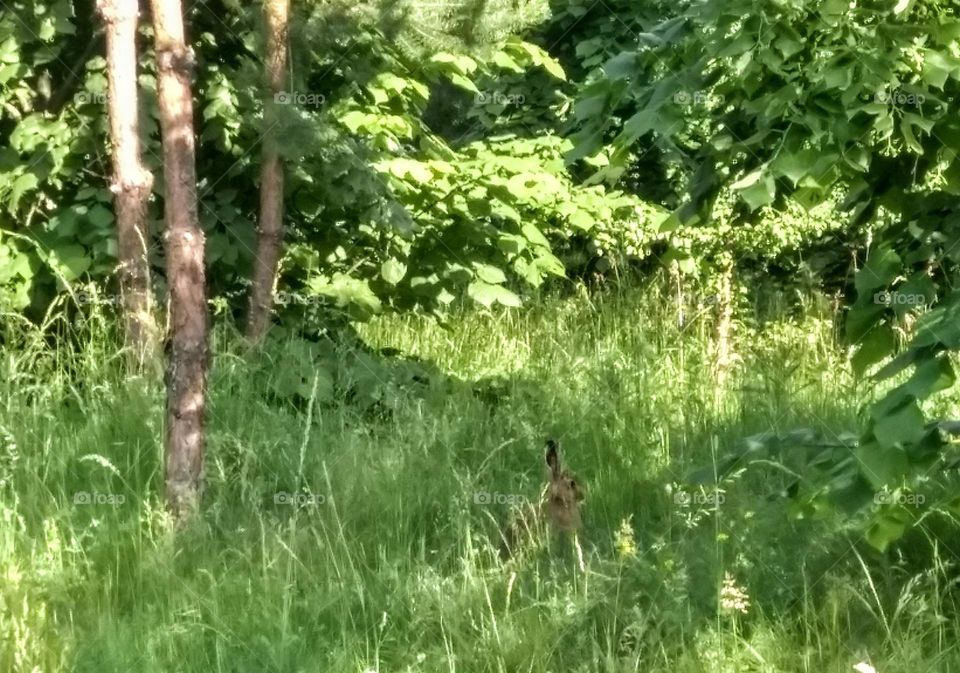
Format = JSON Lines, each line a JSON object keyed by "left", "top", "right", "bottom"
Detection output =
{"left": 1, "top": 284, "right": 958, "bottom": 672}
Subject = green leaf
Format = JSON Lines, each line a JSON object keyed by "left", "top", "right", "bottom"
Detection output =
{"left": 272, "top": 361, "right": 335, "bottom": 402}
{"left": 900, "top": 113, "right": 933, "bottom": 153}
{"left": 512, "top": 257, "right": 541, "bottom": 286}
{"left": 449, "top": 73, "right": 479, "bottom": 93}
{"left": 893, "top": 0, "right": 913, "bottom": 14}
{"left": 385, "top": 158, "right": 434, "bottom": 184}
{"left": 865, "top": 508, "right": 910, "bottom": 552}
{"left": 428, "top": 52, "right": 478, "bottom": 76}
{"left": 820, "top": 0, "right": 848, "bottom": 21}
{"left": 339, "top": 110, "right": 368, "bottom": 133}
{"left": 491, "top": 202, "right": 521, "bottom": 222}
{"left": 0, "top": 38, "right": 19, "bottom": 64}
{"left": 774, "top": 32, "right": 803, "bottom": 58}
{"left": 497, "top": 234, "right": 527, "bottom": 255}
{"left": 568, "top": 209, "right": 594, "bottom": 230}
{"left": 467, "top": 280, "right": 521, "bottom": 307}
{"left": 0, "top": 243, "right": 33, "bottom": 283}
{"left": 473, "top": 263, "right": 507, "bottom": 284}
{"left": 874, "top": 348, "right": 922, "bottom": 382}
{"left": 87, "top": 204, "right": 115, "bottom": 229}
{"left": 922, "top": 49, "right": 960, "bottom": 89}
{"left": 903, "top": 354, "right": 955, "bottom": 399}
{"left": 9, "top": 172, "right": 38, "bottom": 212}
{"left": 854, "top": 441, "right": 909, "bottom": 489}
{"left": 574, "top": 94, "right": 607, "bottom": 120}
{"left": 872, "top": 400, "right": 926, "bottom": 449}
{"left": 540, "top": 57, "right": 566, "bottom": 80}
{"left": 851, "top": 325, "right": 895, "bottom": 376}
{"left": 50, "top": 244, "right": 91, "bottom": 281}
{"left": 911, "top": 306, "right": 960, "bottom": 349}
{"left": 603, "top": 52, "right": 637, "bottom": 80}
{"left": 308, "top": 273, "right": 382, "bottom": 319}
{"left": 731, "top": 169, "right": 776, "bottom": 210}
{"left": 819, "top": 65, "right": 852, "bottom": 89}
{"left": 855, "top": 246, "right": 901, "bottom": 294}
{"left": 380, "top": 258, "right": 407, "bottom": 285}
{"left": 532, "top": 251, "right": 565, "bottom": 278}
{"left": 491, "top": 50, "right": 523, "bottom": 73}
{"left": 771, "top": 149, "right": 817, "bottom": 185}
{"left": 618, "top": 108, "right": 658, "bottom": 144}
{"left": 521, "top": 222, "right": 551, "bottom": 248}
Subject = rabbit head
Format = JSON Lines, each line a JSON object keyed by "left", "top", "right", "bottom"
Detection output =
{"left": 543, "top": 439, "right": 583, "bottom": 533}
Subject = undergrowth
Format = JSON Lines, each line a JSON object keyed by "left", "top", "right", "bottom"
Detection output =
{"left": 1, "top": 284, "right": 958, "bottom": 672}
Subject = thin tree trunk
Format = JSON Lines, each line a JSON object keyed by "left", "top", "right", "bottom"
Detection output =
{"left": 246, "top": 0, "right": 290, "bottom": 341}
{"left": 98, "top": 0, "right": 157, "bottom": 369}
{"left": 150, "top": 0, "right": 208, "bottom": 520}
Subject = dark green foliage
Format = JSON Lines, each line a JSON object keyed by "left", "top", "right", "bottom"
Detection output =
{"left": 565, "top": 0, "right": 960, "bottom": 548}
{"left": 0, "top": 0, "right": 672, "bottom": 323}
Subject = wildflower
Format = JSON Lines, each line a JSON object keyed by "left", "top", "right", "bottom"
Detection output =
{"left": 614, "top": 517, "right": 637, "bottom": 559}
{"left": 719, "top": 572, "right": 750, "bottom": 615}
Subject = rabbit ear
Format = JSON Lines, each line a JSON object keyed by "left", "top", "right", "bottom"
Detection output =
{"left": 545, "top": 439, "right": 560, "bottom": 477}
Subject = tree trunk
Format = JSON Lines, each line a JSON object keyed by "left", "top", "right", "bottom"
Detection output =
{"left": 246, "top": 0, "right": 290, "bottom": 341}
{"left": 98, "top": 0, "right": 157, "bottom": 369}
{"left": 150, "top": 0, "right": 208, "bottom": 520}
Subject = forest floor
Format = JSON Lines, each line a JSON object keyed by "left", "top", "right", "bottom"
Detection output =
{"left": 2, "top": 284, "right": 959, "bottom": 672}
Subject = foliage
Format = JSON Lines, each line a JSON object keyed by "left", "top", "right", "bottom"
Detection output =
{"left": 569, "top": 0, "right": 960, "bottom": 547}
{"left": 9, "top": 0, "right": 960, "bottom": 550}
{"left": 0, "top": 0, "right": 671, "bottom": 322}
{"left": 6, "top": 283, "right": 960, "bottom": 671}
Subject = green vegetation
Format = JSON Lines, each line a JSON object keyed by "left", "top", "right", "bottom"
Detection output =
{"left": 3, "top": 287, "right": 959, "bottom": 671}
{"left": 566, "top": 0, "right": 960, "bottom": 532}
{"left": 5, "top": 0, "right": 960, "bottom": 668}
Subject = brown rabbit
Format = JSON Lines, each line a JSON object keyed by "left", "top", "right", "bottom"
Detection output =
{"left": 500, "top": 439, "right": 585, "bottom": 569}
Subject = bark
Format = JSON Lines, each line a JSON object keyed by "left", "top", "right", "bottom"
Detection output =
{"left": 98, "top": 0, "right": 157, "bottom": 369}
{"left": 150, "top": 0, "right": 208, "bottom": 520}
{"left": 246, "top": 0, "right": 290, "bottom": 341}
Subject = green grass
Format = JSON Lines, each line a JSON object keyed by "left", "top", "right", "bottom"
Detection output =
{"left": 1, "top": 285, "right": 959, "bottom": 672}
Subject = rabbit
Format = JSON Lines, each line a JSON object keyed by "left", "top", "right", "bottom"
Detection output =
{"left": 499, "top": 439, "right": 585, "bottom": 570}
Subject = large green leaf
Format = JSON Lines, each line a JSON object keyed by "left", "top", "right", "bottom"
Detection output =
{"left": 865, "top": 507, "right": 912, "bottom": 552}
{"left": 871, "top": 400, "right": 926, "bottom": 449}
{"left": 467, "top": 280, "right": 521, "bottom": 307}
{"left": 854, "top": 441, "right": 910, "bottom": 489}
{"left": 380, "top": 258, "right": 407, "bottom": 285}
{"left": 473, "top": 263, "right": 507, "bottom": 284}
{"left": 855, "top": 247, "right": 901, "bottom": 294}
{"left": 851, "top": 324, "right": 895, "bottom": 376}
{"left": 50, "top": 244, "right": 91, "bottom": 281}
{"left": 731, "top": 169, "right": 776, "bottom": 211}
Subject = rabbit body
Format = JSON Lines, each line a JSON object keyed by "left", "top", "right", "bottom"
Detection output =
{"left": 500, "top": 440, "right": 584, "bottom": 569}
